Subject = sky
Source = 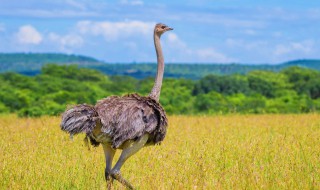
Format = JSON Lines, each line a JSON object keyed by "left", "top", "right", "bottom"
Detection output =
{"left": 0, "top": 0, "right": 319, "bottom": 64}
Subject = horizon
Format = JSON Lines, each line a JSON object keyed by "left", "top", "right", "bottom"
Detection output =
{"left": 0, "top": 1, "right": 319, "bottom": 64}
{"left": 1, "top": 52, "right": 319, "bottom": 65}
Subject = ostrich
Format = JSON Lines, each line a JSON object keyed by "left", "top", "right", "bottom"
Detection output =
{"left": 60, "top": 23, "right": 173, "bottom": 189}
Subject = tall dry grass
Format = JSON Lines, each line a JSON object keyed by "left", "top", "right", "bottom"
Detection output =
{"left": 0, "top": 114, "right": 319, "bottom": 189}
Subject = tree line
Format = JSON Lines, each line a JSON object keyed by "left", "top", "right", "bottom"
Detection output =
{"left": 0, "top": 64, "right": 319, "bottom": 117}
{"left": 1, "top": 53, "right": 320, "bottom": 79}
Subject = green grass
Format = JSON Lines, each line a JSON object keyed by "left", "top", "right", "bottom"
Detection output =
{"left": 1, "top": 114, "right": 319, "bottom": 189}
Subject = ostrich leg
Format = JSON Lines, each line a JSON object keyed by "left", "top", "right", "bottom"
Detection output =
{"left": 110, "top": 134, "right": 149, "bottom": 189}
{"left": 103, "top": 144, "right": 116, "bottom": 189}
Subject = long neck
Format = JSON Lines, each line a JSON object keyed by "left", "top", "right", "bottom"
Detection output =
{"left": 149, "top": 33, "right": 164, "bottom": 101}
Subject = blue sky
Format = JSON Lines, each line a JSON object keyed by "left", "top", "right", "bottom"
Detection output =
{"left": 0, "top": 0, "right": 319, "bottom": 64}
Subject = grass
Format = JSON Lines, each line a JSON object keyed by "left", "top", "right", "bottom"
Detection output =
{"left": 0, "top": 114, "right": 319, "bottom": 189}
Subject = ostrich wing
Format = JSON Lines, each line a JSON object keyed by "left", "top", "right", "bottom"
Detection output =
{"left": 95, "top": 93, "right": 168, "bottom": 149}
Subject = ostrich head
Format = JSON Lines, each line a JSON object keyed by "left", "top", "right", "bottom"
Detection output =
{"left": 154, "top": 23, "right": 173, "bottom": 36}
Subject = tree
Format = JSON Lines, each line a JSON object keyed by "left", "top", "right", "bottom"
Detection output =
{"left": 193, "top": 74, "right": 250, "bottom": 95}
{"left": 161, "top": 78, "right": 195, "bottom": 114}
{"left": 194, "top": 91, "right": 228, "bottom": 113}
{"left": 282, "top": 66, "right": 320, "bottom": 97}
{"left": 248, "top": 71, "right": 289, "bottom": 98}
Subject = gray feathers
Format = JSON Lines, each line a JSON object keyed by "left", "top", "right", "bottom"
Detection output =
{"left": 60, "top": 104, "right": 98, "bottom": 135}
{"left": 95, "top": 93, "right": 168, "bottom": 149}
{"left": 60, "top": 93, "right": 168, "bottom": 149}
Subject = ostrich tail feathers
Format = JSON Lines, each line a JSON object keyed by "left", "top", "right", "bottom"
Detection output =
{"left": 60, "top": 104, "right": 99, "bottom": 135}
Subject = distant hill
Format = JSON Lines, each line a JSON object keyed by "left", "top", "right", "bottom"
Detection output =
{"left": 0, "top": 53, "right": 103, "bottom": 75}
{"left": 88, "top": 60, "right": 320, "bottom": 79}
{"left": 282, "top": 60, "right": 320, "bottom": 70}
{"left": 0, "top": 53, "right": 319, "bottom": 79}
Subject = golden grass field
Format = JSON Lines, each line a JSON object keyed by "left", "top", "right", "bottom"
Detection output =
{"left": 1, "top": 114, "right": 319, "bottom": 189}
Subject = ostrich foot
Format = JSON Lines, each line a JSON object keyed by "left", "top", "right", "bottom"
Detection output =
{"left": 105, "top": 172, "right": 113, "bottom": 190}
{"left": 111, "top": 170, "right": 134, "bottom": 190}
{"left": 106, "top": 180, "right": 112, "bottom": 190}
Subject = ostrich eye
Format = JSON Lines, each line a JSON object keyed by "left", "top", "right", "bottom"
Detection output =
{"left": 161, "top": 25, "right": 166, "bottom": 29}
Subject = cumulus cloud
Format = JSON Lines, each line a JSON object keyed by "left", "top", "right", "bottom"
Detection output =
{"left": 274, "top": 40, "right": 314, "bottom": 56}
{"left": 195, "top": 48, "right": 235, "bottom": 62}
{"left": 77, "top": 20, "right": 154, "bottom": 41}
{"left": 165, "top": 32, "right": 234, "bottom": 63}
{"left": 15, "top": 25, "right": 42, "bottom": 45}
{"left": 164, "top": 32, "right": 191, "bottom": 61}
{"left": 48, "top": 32, "right": 83, "bottom": 51}
{"left": 166, "top": 33, "right": 187, "bottom": 48}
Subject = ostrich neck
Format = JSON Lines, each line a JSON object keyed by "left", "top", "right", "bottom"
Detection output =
{"left": 149, "top": 33, "right": 164, "bottom": 101}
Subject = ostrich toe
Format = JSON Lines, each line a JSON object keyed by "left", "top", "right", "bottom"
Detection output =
{"left": 111, "top": 170, "right": 134, "bottom": 190}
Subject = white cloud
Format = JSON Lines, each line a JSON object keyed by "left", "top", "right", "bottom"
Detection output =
{"left": 77, "top": 20, "right": 155, "bottom": 41}
{"left": 48, "top": 33, "right": 83, "bottom": 51}
{"left": 167, "top": 33, "right": 178, "bottom": 42}
{"left": 166, "top": 33, "right": 187, "bottom": 48}
{"left": 196, "top": 48, "right": 234, "bottom": 62}
{"left": 120, "top": 0, "right": 144, "bottom": 6}
{"left": 164, "top": 32, "right": 191, "bottom": 59}
{"left": 1, "top": 9, "right": 99, "bottom": 19}
{"left": 65, "top": 0, "right": 87, "bottom": 10}
{"left": 226, "top": 38, "right": 268, "bottom": 51}
{"left": 274, "top": 40, "right": 314, "bottom": 56}
{"left": 164, "top": 33, "right": 234, "bottom": 63}
{"left": 16, "top": 25, "right": 42, "bottom": 45}
{"left": 184, "top": 12, "right": 266, "bottom": 28}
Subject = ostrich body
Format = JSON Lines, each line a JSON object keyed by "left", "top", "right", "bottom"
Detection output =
{"left": 61, "top": 23, "right": 172, "bottom": 189}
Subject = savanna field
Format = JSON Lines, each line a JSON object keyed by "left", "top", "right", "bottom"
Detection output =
{"left": 1, "top": 114, "right": 319, "bottom": 189}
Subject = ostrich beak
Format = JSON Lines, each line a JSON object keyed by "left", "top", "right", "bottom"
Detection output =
{"left": 166, "top": 27, "right": 173, "bottom": 31}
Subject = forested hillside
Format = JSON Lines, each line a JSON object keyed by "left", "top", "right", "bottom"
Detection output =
{"left": 0, "top": 53, "right": 320, "bottom": 79}
{"left": 0, "top": 53, "right": 102, "bottom": 75}
{"left": 0, "top": 64, "right": 319, "bottom": 116}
